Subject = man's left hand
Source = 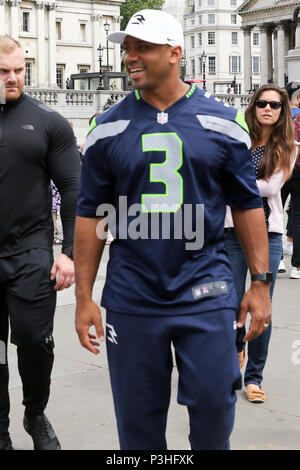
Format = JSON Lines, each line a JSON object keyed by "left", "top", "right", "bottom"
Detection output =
{"left": 50, "top": 253, "right": 75, "bottom": 291}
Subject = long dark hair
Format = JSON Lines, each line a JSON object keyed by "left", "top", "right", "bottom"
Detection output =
{"left": 245, "top": 84, "right": 295, "bottom": 181}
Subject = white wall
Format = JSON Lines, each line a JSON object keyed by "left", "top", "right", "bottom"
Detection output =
{"left": 163, "top": 0, "right": 186, "bottom": 22}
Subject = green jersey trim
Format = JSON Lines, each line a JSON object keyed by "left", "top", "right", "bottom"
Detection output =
{"left": 135, "top": 89, "right": 141, "bottom": 101}
{"left": 235, "top": 109, "right": 249, "bottom": 133}
{"left": 87, "top": 116, "right": 97, "bottom": 136}
{"left": 134, "top": 83, "right": 197, "bottom": 102}
{"left": 186, "top": 84, "right": 196, "bottom": 98}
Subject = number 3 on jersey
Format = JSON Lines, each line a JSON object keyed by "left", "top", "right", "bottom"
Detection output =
{"left": 141, "top": 132, "right": 183, "bottom": 213}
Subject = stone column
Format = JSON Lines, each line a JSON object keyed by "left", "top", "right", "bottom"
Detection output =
{"left": 91, "top": 14, "right": 102, "bottom": 73}
{"left": 0, "top": 0, "right": 6, "bottom": 35}
{"left": 277, "top": 22, "right": 286, "bottom": 87}
{"left": 296, "top": 17, "right": 300, "bottom": 49}
{"left": 287, "top": 18, "right": 300, "bottom": 83}
{"left": 260, "top": 26, "right": 269, "bottom": 85}
{"left": 273, "top": 29, "right": 278, "bottom": 84}
{"left": 36, "top": 1, "right": 46, "bottom": 87}
{"left": 10, "top": 0, "right": 20, "bottom": 39}
{"left": 242, "top": 26, "right": 252, "bottom": 93}
{"left": 48, "top": 2, "right": 57, "bottom": 88}
{"left": 267, "top": 27, "right": 273, "bottom": 82}
{"left": 112, "top": 16, "right": 121, "bottom": 72}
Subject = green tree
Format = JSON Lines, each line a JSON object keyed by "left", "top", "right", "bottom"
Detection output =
{"left": 120, "top": 0, "right": 165, "bottom": 30}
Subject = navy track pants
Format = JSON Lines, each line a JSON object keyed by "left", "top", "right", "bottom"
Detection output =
{"left": 106, "top": 308, "right": 242, "bottom": 450}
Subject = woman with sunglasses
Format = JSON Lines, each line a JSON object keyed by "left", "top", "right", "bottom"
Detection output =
{"left": 225, "top": 84, "right": 296, "bottom": 403}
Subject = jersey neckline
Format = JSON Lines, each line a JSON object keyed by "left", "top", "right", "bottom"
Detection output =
{"left": 134, "top": 83, "right": 197, "bottom": 106}
{"left": 133, "top": 84, "right": 198, "bottom": 121}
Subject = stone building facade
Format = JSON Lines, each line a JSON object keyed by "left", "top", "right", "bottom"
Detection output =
{"left": 184, "top": 0, "right": 248, "bottom": 94}
{"left": 238, "top": 0, "right": 300, "bottom": 90}
{"left": 0, "top": 0, "right": 125, "bottom": 89}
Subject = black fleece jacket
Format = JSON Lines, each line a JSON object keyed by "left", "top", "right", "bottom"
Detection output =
{"left": 0, "top": 93, "right": 81, "bottom": 258}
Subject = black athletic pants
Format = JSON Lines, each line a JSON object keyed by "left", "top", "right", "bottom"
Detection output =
{"left": 0, "top": 248, "right": 56, "bottom": 433}
{"left": 281, "top": 177, "right": 300, "bottom": 267}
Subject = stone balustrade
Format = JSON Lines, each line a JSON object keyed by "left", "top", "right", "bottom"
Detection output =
{"left": 24, "top": 88, "right": 252, "bottom": 144}
{"left": 24, "top": 88, "right": 130, "bottom": 144}
{"left": 25, "top": 88, "right": 129, "bottom": 108}
{"left": 214, "top": 93, "right": 253, "bottom": 109}
{"left": 25, "top": 88, "right": 252, "bottom": 110}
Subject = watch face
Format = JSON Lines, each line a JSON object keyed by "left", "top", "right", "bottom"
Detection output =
{"left": 266, "top": 271, "right": 273, "bottom": 283}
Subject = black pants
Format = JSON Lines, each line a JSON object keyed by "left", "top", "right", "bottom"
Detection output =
{"left": 0, "top": 248, "right": 56, "bottom": 433}
{"left": 281, "top": 177, "right": 300, "bottom": 267}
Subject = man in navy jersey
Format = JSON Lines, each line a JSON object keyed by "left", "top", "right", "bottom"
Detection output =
{"left": 74, "top": 10, "right": 272, "bottom": 450}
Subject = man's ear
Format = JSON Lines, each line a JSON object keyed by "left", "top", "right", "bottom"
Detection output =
{"left": 169, "top": 46, "right": 182, "bottom": 65}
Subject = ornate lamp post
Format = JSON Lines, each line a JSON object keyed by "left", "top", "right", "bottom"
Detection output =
{"left": 96, "top": 43, "right": 104, "bottom": 90}
{"left": 104, "top": 19, "right": 110, "bottom": 72}
{"left": 201, "top": 51, "right": 207, "bottom": 90}
{"left": 180, "top": 56, "right": 187, "bottom": 81}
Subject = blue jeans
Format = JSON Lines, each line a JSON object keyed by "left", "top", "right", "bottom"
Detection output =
{"left": 224, "top": 230, "right": 282, "bottom": 387}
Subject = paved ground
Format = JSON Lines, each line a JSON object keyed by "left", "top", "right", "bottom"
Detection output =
{"left": 6, "top": 242, "right": 300, "bottom": 451}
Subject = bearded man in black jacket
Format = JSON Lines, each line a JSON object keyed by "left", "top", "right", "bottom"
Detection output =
{"left": 0, "top": 36, "right": 80, "bottom": 450}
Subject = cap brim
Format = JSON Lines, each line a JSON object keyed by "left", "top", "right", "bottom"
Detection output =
{"left": 107, "top": 31, "right": 127, "bottom": 44}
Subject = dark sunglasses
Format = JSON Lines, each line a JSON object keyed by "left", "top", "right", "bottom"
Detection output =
{"left": 255, "top": 100, "right": 282, "bottom": 110}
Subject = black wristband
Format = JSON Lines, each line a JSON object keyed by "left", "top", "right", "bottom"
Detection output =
{"left": 251, "top": 271, "right": 273, "bottom": 284}
{"left": 61, "top": 245, "right": 73, "bottom": 260}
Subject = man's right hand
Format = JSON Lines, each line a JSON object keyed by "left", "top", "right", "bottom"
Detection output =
{"left": 75, "top": 300, "right": 105, "bottom": 354}
{"left": 237, "top": 282, "right": 272, "bottom": 342}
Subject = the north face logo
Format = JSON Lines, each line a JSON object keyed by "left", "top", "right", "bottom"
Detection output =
{"left": 131, "top": 14, "right": 146, "bottom": 25}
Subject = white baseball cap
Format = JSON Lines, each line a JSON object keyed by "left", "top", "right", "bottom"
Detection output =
{"left": 107, "top": 9, "right": 184, "bottom": 50}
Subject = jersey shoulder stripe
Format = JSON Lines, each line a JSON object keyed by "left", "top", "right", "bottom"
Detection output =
{"left": 83, "top": 92, "right": 135, "bottom": 154}
{"left": 197, "top": 114, "right": 251, "bottom": 149}
{"left": 84, "top": 119, "right": 131, "bottom": 154}
{"left": 194, "top": 90, "right": 251, "bottom": 149}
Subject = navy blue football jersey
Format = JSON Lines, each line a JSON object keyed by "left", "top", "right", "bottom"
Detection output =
{"left": 77, "top": 85, "right": 262, "bottom": 315}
